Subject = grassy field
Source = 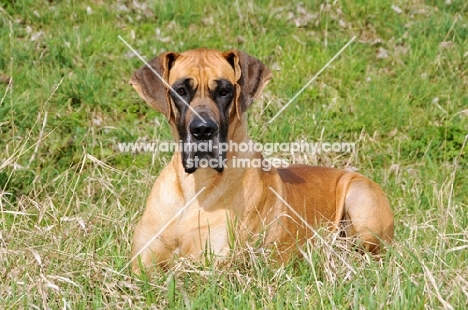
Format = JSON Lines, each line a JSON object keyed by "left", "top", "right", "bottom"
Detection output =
{"left": 1, "top": 0, "right": 467, "bottom": 308}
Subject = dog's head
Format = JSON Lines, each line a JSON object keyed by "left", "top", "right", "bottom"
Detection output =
{"left": 130, "top": 48, "right": 272, "bottom": 173}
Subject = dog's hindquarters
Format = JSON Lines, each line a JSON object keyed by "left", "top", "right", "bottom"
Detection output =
{"left": 342, "top": 176, "right": 394, "bottom": 253}
{"left": 278, "top": 165, "right": 394, "bottom": 254}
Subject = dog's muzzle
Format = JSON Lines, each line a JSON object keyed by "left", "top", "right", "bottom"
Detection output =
{"left": 181, "top": 115, "right": 227, "bottom": 174}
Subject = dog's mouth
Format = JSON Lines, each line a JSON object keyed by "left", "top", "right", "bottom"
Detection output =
{"left": 180, "top": 118, "right": 227, "bottom": 174}
{"left": 181, "top": 138, "right": 226, "bottom": 174}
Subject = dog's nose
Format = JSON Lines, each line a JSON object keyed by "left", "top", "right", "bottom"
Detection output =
{"left": 189, "top": 119, "right": 218, "bottom": 140}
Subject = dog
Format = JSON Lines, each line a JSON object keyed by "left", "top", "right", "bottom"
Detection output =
{"left": 129, "top": 48, "right": 394, "bottom": 271}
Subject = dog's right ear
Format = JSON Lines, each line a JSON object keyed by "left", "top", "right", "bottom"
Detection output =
{"left": 129, "top": 52, "right": 180, "bottom": 118}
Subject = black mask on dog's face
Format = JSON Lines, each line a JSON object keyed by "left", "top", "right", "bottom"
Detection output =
{"left": 170, "top": 77, "right": 234, "bottom": 173}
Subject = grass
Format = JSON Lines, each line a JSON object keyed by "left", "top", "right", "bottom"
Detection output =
{"left": 0, "top": 0, "right": 467, "bottom": 308}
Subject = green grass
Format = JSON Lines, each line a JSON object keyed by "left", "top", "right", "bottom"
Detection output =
{"left": 1, "top": 0, "right": 467, "bottom": 308}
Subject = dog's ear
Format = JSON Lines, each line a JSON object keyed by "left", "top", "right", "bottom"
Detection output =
{"left": 129, "top": 52, "right": 180, "bottom": 118}
{"left": 222, "top": 50, "right": 272, "bottom": 117}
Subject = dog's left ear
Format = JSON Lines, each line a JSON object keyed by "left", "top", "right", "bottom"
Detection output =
{"left": 222, "top": 50, "right": 272, "bottom": 118}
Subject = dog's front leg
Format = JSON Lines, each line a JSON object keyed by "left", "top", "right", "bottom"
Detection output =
{"left": 132, "top": 214, "right": 177, "bottom": 272}
{"left": 131, "top": 166, "right": 185, "bottom": 273}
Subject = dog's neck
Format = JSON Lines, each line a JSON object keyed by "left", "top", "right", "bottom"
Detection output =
{"left": 170, "top": 148, "right": 267, "bottom": 198}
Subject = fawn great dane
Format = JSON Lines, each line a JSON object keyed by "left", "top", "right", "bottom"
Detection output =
{"left": 129, "top": 48, "right": 394, "bottom": 271}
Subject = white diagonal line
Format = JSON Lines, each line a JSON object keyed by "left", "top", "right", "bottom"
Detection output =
{"left": 118, "top": 35, "right": 206, "bottom": 123}
{"left": 268, "top": 36, "right": 356, "bottom": 123}
{"left": 119, "top": 187, "right": 206, "bottom": 274}
{"left": 268, "top": 187, "right": 356, "bottom": 274}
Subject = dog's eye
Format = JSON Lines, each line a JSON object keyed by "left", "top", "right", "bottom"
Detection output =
{"left": 176, "top": 88, "right": 186, "bottom": 96}
{"left": 219, "top": 88, "right": 228, "bottom": 96}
